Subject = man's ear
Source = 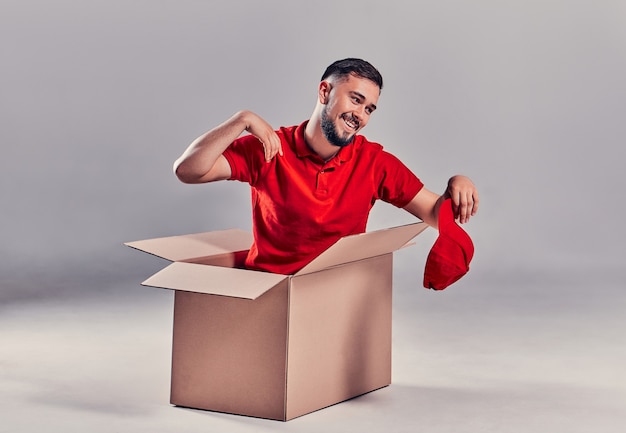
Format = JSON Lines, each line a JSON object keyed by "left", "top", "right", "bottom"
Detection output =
{"left": 318, "top": 80, "right": 332, "bottom": 104}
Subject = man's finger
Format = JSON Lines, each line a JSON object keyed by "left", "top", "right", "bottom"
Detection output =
{"left": 471, "top": 192, "right": 479, "bottom": 215}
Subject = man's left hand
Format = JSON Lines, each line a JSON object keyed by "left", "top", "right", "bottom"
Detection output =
{"left": 446, "top": 175, "right": 479, "bottom": 224}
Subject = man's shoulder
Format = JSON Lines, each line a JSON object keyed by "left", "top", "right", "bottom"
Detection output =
{"left": 354, "top": 134, "right": 385, "bottom": 154}
{"left": 277, "top": 124, "right": 299, "bottom": 133}
{"left": 276, "top": 120, "right": 308, "bottom": 134}
{"left": 353, "top": 135, "right": 409, "bottom": 168}
{"left": 276, "top": 122, "right": 305, "bottom": 141}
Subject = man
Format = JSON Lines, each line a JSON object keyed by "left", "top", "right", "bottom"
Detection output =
{"left": 174, "top": 58, "right": 479, "bottom": 275}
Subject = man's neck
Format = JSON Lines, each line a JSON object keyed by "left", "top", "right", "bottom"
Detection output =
{"left": 304, "top": 118, "right": 341, "bottom": 161}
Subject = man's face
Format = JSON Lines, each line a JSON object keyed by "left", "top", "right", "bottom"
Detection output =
{"left": 320, "top": 74, "right": 380, "bottom": 147}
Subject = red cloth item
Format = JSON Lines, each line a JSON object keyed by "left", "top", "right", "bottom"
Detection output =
{"left": 223, "top": 121, "right": 424, "bottom": 275}
{"left": 423, "top": 198, "right": 474, "bottom": 290}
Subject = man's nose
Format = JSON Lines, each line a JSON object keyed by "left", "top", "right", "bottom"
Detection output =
{"left": 353, "top": 106, "right": 365, "bottom": 121}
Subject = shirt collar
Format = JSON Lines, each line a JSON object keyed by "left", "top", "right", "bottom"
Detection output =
{"left": 294, "top": 121, "right": 314, "bottom": 158}
{"left": 294, "top": 120, "right": 358, "bottom": 164}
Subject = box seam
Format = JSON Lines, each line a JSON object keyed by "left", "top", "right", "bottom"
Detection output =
{"left": 283, "top": 277, "right": 292, "bottom": 421}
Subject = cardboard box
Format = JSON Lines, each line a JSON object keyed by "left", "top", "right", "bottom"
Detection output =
{"left": 125, "top": 222, "right": 427, "bottom": 421}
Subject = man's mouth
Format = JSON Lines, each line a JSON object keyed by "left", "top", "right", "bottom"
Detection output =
{"left": 342, "top": 114, "right": 359, "bottom": 131}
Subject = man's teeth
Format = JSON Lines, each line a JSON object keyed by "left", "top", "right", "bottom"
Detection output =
{"left": 343, "top": 116, "right": 358, "bottom": 129}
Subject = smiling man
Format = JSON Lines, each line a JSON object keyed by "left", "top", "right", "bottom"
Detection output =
{"left": 173, "top": 58, "right": 479, "bottom": 275}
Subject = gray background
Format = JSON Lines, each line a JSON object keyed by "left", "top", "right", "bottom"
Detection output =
{"left": 1, "top": 1, "right": 625, "bottom": 432}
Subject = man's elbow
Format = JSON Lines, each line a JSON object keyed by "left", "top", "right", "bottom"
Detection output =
{"left": 173, "top": 158, "right": 228, "bottom": 184}
{"left": 173, "top": 159, "right": 201, "bottom": 184}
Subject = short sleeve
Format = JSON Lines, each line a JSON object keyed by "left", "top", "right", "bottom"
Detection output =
{"left": 222, "top": 134, "right": 267, "bottom": 185}
{"left": 376, "top": 151, "right": 424, "bottom": 208}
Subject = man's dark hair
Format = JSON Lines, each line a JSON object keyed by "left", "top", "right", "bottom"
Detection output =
{"left": 321, "top": 58, "right": 383, "bottom": 90}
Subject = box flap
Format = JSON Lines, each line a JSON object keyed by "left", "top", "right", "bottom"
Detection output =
{"left": 125, "top": 229, "right": 253, "bottom": 262}
{"left": 295, "top": 222, "right": 428, "bottom": 276}
{"left": 141, "top": 262, "right": 287, "bottom": 299}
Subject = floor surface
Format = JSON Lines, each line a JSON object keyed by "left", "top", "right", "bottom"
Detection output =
{"left": 2, "top": 265, "right": 625, "bottom": 433}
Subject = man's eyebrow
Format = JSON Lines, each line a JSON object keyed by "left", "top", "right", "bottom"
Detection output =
{"left": 350, "top": 91, "right": 377, "bottom": 111}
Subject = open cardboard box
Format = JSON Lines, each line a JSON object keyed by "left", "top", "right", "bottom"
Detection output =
{"left": 125, "top": 222, "right": 428, "bottom": 421}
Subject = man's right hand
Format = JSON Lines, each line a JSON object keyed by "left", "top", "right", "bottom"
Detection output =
{"left": 239, "top": 110, "right": 283, "bottom": 162}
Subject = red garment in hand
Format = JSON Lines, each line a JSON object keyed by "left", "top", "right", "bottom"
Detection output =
{"left": 423, "top": 198, "right": 474, "bottom": 290}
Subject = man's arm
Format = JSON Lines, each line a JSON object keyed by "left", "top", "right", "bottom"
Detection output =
{"left": 403, "top": 175, "right": 479, "bottom": 228}
{"left": 173, "top": 110, "right": 283, "bottom": 184}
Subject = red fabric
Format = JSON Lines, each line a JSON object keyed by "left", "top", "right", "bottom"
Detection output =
{"left": 223, "top": 121, "right": 424, "bottom": 275}
{"left": 423, "top": 198, "right": 474, "bottom": 290}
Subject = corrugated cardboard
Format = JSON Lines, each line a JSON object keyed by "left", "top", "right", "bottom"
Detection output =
{"left": 125, "top": 222, "right": 428, "bottom": 421}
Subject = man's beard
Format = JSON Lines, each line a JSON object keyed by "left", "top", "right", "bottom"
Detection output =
{"left": 321, "top": 106, "right": 355, "bottom": 147}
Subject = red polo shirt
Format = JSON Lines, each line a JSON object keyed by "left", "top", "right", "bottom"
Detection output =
{"left": 223, "top": 121, "right": 423, "bottom": 275}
